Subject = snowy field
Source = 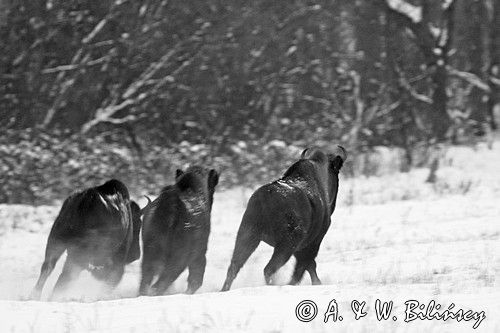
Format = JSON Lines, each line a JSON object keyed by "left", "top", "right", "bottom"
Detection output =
{"left": 0, "top": 142, "right": 499, "bottom": 332}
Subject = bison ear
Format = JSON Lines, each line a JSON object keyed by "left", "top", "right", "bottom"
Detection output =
{"left": 175, "top": 169, "right": 184, "bottom": 179}
{"left": 302, "top": 147, "right": 326, "bottom": 162}
{"left": 208, "top": 169, "right": 219, "bottom": 189}
{"left": 328, "top": 154, "right": 344, "bottom": 173}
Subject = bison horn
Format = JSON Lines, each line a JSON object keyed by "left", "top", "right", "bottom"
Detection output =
{"left": 335, "top": 145, "right": 347, "bottom": 161}
{"left": 140, "top": 195, "right": 153, "bottom": 215}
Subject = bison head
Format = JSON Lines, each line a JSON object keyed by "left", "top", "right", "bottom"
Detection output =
{"left": 300, "top": 145, "right": 347, "bottom": 214}
{"left": 175, "top": 166, "right": 219, "bottom": 212}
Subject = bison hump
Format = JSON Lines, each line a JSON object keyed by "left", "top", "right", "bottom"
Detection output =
{"left": 97, "top": 179, "right": 130, "bottom": 201}
{"left": 282, "top": 160, "right": 317, "bottom": 180}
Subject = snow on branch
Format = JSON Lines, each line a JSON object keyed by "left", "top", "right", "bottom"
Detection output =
{"left": 447, "top": 67, "right": 491, "bottom": 93}
{"left": 41, "top": 55, "right": 110, "bottom": 74}
{"left": 277, "top": 5, "right": 323, "bottom": 30}
{"left": 395, "top": 65, "right": 432, "bottom": 104}
{"left": 378, "top": 0, "right": 436, "bottom": 62}
{"left": 490, "top": 77, "right": 500, "bottom": 86}
{"left": 386, "top": 0, "right": 422, "bottom": 23}
{"left": 81, "top": 47, "right": 204, "bottom": 133}
{"left": 41, "top": 1, "right": 130, "bottom": 128}
{"left": 79, "top": 20, "right": 212, "bottom": 133}
{"left": 122, "top": 44, "right": 181, "bottom": 99}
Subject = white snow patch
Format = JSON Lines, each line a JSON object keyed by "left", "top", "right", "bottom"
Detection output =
{"left": 0, "top": 142, "right": 499, "bottom": 331}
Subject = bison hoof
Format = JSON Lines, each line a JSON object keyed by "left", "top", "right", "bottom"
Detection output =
{"left": 185, "top": 286, "right": 197, "bottom": 294}
{"left": 149, "top": 288, "right": 160, "bottom": 296}
{"left": 138, "top": 289, "right": 150, "bottom": 297}
{"left": 29, "top": 290, "right": 42, "bottom": 301}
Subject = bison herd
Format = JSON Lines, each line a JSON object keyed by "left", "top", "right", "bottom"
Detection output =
{"left": 30, "top": 146, "right": 346, "bottom": 300}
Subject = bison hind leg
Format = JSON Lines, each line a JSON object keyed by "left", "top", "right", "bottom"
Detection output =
{"left": 149, "top": 262, "right": 186, "bottom": 296}
{"left": 263, "top": 242, "right": 296, "bottom": 285}
{"left": 50, "top": 258, "right": 83, "bottom": 300}
{"left": 290, "top": 242, "right": 322, "bottom": 285}
{"left": 31, "top": 237, "right": 66, "bottom": 300}
{"left": 91, "top": 263, "right": 125, "bottom": 292}
{"left": 265, "top": 216, "right": 306, "bottom": 285}
{"left": 307, "top": 260, "right": 322, "bottom": 285}
{"left": 221, "top": 220, "right": 261, "bottom": 292}
{"left": 290, "top": 257, "right": 322, "bottom": 285}
{"left": 139, "top": 259, "right": 163, "bottom": 296}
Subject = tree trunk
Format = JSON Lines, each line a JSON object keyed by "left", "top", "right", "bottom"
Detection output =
{"left": 468, "top": 0, "right": 488, "bottom": 134}
{"left": 378, "top": 0, "right": 457, "bottom": 142}
{"left": 487, "top": 0, "right": 500, "bottom": 130}
{"left": 431, "top": 64, "right": 451, "bottom": 141}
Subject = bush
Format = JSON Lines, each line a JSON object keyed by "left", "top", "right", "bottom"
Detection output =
{"left": 0, "top": 130, "right": 307, "bottom": 204}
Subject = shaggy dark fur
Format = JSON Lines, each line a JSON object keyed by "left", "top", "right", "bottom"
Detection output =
{"left": 139, "top": 166, "right": 219, "bottom": 296}
{"left": 221, "top": 146, "right": 346, "bottom": 291}
{"left": 31, "top": 179, "right": 141, "bottom": 300}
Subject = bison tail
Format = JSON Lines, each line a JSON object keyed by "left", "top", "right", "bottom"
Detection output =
{"left": 126, "top": 201, "right": 142, "bottom": 263}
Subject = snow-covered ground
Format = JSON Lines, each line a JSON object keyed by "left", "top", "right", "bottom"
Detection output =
{"left": 0, "top": 142, "right": 499, "bottom": 332}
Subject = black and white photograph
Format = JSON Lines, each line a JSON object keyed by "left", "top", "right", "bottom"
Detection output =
{"left": 0, "top": 0, "right": 499, "bottom": 331}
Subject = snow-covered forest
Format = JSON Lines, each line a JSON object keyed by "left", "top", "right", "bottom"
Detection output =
{"left": 1, "top": 0, "right": 499, "bottom": 202}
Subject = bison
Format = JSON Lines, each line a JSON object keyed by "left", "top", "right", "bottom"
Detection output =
{"left": 221, "top": 146, "right": 346, "bottom": 291}
{"left": 31, "top": 179, "right": 141, "bottom": 300}
{"left": 139, "top": 166, "right": 219, "bottom": 296}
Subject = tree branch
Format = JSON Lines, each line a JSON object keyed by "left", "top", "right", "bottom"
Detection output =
{"left": 447, "top": 67, "right": 491, "bottom": 93}
{"left": 41, "top": 1, "right": 128, "bottom": 128}
{"left": 80, "top": 48, "right": 203, "bottom": 133}
{"left": 395, "top": 65, "right": 433, "bottom": 104}
{"left": 41, "top": 55, "right": 110, "bottom": 74}
{"left": 377, "top": 0, "right": 437, "bottom": 63}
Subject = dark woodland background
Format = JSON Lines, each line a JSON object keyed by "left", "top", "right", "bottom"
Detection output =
{"left": 1, "top": 0, "right": 499, "bottom": 204}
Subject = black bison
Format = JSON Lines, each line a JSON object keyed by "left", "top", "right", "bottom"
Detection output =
{"left": 31, "top": 179, "right": 141, "bottom": 300}
{"left": 221, "top": 146, "right": 346, "bottom": 291}
{"left": 139, "top": 166, "right": 219, "bottom": 296}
